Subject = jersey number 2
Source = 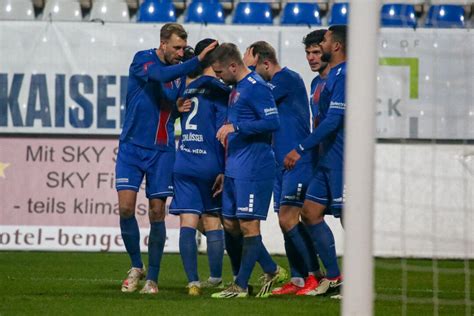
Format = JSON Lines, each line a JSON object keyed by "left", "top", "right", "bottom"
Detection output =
{"left": 185, "top": 97, "right": 198, "bottom": 130}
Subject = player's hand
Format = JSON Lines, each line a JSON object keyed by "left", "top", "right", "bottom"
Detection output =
{"left": 212, "top": 174, "right": 224, "bottom": 197}
{"left": 177, "top": 98, "right": 192, "bottom": 113}
{"left": 216, "top": 124, "right": 235, "bottom": 146}
{"left": 243, "top": 47, "right": 258, "bottom": 67}
{"left": 197, "top": 41, "right": 218, "bottom": 61}
{"left": 284, "top": 149, "right": 301, "bottom": 170}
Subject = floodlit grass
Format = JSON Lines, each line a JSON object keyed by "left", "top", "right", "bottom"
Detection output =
{"left": 0, "top": 252, "right": 472, "bottom": 315}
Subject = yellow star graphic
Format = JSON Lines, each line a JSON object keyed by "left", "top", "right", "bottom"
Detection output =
{"left": 0, "top": 162, "right": 11, "bottom": 178}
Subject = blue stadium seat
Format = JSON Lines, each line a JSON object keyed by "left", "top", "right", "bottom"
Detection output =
{"left": 233, "top": 2, "right": 273, "bottom": 25}
{"left": 329, "top": 2, "right": 349, "bottom": 25}
{"left": 185, "top": 1, "right": 225, "bottom": 24}
{"left": 138, "top": 0, "right": 176, "bottom": 23}
{"left": 281, "top": 2, "right": 321, "bottom": 26}
{"left": 381, "top": 4, "right": 416, "bottom": 28}
{"left": 425, "top": 4, "right": 465, "bottom": 28}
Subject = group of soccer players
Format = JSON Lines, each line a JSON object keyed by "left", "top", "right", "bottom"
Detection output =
{"left": 115, "top": 22, "right": 347, "bottom": 299}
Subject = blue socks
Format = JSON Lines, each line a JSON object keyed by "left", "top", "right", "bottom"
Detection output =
{"left": 120, "top": 215, "right": 143, "bottom": 269}
{"left": 307, "top": 221, "right": 340, "bottom": 278}
{"left": 257, "top": 242, "right": 277, "bottom": 274}
{"left": 235, "top": 235, "right": 262, "bottom": 290}
{"left": 206, "top": 229, "right": 224, "bottom": 279}
{"left": 283, "top": 231, "right": 306, "bottom": 278}
{"left": 224, "top": 230, "right": 243, "bottom": 277}
{"left": 147, "top": 221, "right": 166, "bottom": 282}
{"left": 298, "top": 222, "right": 321, "bottom": 273}
{"left": 179, "top": 227, "right": 199, "bottom": 283}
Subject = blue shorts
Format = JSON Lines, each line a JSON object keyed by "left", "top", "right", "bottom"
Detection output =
{"left": 169, "top": 174, "right": 222, "bottom": 216}
{"left": 273, "top": 162, "right": 314, "bottom": 212}
{"left": 305, "top": 167, "right": 344, "bottom": 218}
{"left": 222, "top": 177, "right": 274, "bottom": 221}
{"left": 115, "top": 142, "right": 175, "bottom": 199}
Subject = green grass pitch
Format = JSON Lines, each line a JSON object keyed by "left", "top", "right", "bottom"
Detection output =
{"left": 0, "top": 252, "right": 472, "bottom": 315}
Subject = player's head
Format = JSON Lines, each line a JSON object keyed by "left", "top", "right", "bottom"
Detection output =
{"left": 248, "top": 41, "right": 278, "bottom": 81}
{"left": 159, "top": 23, "right": 188, "bottom": 65}
{"left": 321, "top": 25, "right": 347, "bottom": 63}
{"left": 302, "top": 29, "right": 328, "bottom": 73}
{"left": 187, "top": 38, "right": 219, "bottom": 79}
{"left": 211, "top": 43, "right": 244, "bottom": 85}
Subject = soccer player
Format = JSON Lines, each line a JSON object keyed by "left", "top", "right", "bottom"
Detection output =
{"left": 304, "top": 30, "right": 331, "bottom": 129}
{"left": 210, "top": 43, "right": 286, "bottom": 298}
{"left": 169, "top": 38, "right": 229, "bottom": 296}
{"left": 116, "top": 23, "right": 216, "bottom": 294}
{"left": 242, "top": 41, "right": 323, "bottom": 295}
{"left": 284, "top": 25, "right": 347, "bottom": 297}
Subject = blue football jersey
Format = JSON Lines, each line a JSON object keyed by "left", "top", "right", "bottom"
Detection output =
{"left": 314, "top": 62, "right": 346, "bottom": 170}
{"left": 310, "top": 74, "right": 327, "bottom": 128}
{"left": 174, "top": 76, "right": 230, "bottom": 180}
{"left": 269, "top": 67, "right": 311, "bottom": 166}
{"left": 120, "top": 49, "right": 199, "bottom": 150}
{"left": 226, "top": 72, "right": 280, "bottom": 180}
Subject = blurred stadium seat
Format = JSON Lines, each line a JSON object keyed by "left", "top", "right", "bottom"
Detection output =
{"left": 89, "top": 0, "right": 130, "bottom": 22}
{"left": 381, "top": 3, "right": 417, "bottom": 28}
{"left": 329, "top": 2, "right": 349, "bottom": 25}
{"left": 425, "top": 4, "right": 465, "bottom": 28}
{"left": 233, "top": 2, "right": 273, "bottom": 25}
{"left": 280, "top": 2, "right": 321, "bottom": 26}
{"left": 42, "top": 0, "right": 82, "bottom": 21}
{"left": 137, "top": 0, "right": 176, "bottom": 22}
{"left": 185, "top": 1, "right": 225, "bottom": 24}
{"left": 0, "top": 0, "right": 35, "bottom": 20}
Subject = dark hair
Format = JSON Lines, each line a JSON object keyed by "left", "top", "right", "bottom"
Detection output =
{"left": 160, "top": 23, "right": 187, "bottom": 41}
{"left": 249, "top": 41, "right": 278, "bottom": 65}
{"left": 302, "top": 29, "right": 327, "bottom": 48}
{"left": 328, "top": 25, "right": 347, "bottom": 52}
{"left": 195, "top": 38, "right": 218, "bottom": 69}
{"left": 211, "top": 43, "right": 243, "bottom": 66}
{"left": 186, "top": 38, "right": 218, "bottom": 79}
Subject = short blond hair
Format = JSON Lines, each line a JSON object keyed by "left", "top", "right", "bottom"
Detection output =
{"left": 160, "top": 23, "right": 187, "bottom": 41}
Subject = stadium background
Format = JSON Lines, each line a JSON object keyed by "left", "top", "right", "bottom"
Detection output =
{"left": 1, "top": 0, "right": 472, "bottom": 259}
{"left": 0, "top": 2, "right": 472, "bottom": 314}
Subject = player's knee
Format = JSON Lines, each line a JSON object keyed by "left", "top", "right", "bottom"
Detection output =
{"left": 148, "top": 207, "right": 166, "bottom": 222}
{"left": 278, "top": 208, "right": 299, "bottom": 232}
{"left": 119, "top": 206, "right": 135, "bottom": 218}
{"left": 223, "top": 219, "right": 239, "bottom": 235}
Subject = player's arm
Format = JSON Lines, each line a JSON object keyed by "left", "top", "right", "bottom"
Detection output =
{"left": 131, "top": 42, "right": 217, "bottom": 83}
{"left": 284, "top": 76, "right": 345, "bottom": 169}
{"left": 130, "top": 57, "right": 200, "bottom": 83}
{"left": 233, "top": 87, "right": 280, "bottom": 136}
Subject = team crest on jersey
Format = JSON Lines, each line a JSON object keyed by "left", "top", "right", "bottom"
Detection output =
{"left": 164, "top": 81, "right": 173, "bottom": 89}
{"left": 229, "top": 90, "right": 240, "bottom": 105}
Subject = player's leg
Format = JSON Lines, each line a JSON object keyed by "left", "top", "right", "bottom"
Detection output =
{"left": 140, "top": 150, "right": 174, "bottom": 294}
{"left": 179, "top": 213, "right": 201, "bottom": 295}
{"left": 236, "top": 178, "right": 287, "bottom": 298}
{"left": 271, "top": 170, "right": 306, "bottom": 294}
{"left": 303, "top": 168, "right": 342, "bottom": 296}
{"left": 116, "top": 142, "right": 146, "bottom": 292}
{"left": 202, "top": 213, "right": 224, "bottom": 288}
{"left": 221, "top": 177, "right": 243, "bottom": 280}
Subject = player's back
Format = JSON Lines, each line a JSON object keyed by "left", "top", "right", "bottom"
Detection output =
{"left": 317, "top": 62, "right": 346, "bottom": 170}
{"left": 174, "top": 76, "right": 229, "bottom": 179}
{"left": 120, "top": 49, "right": 184, "bottom": 150}
{"left": 226, "top": 72, "right": 279, "bottom": 181}
{"left": 270, "top": 67, "right": 311, "bottom": 166}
